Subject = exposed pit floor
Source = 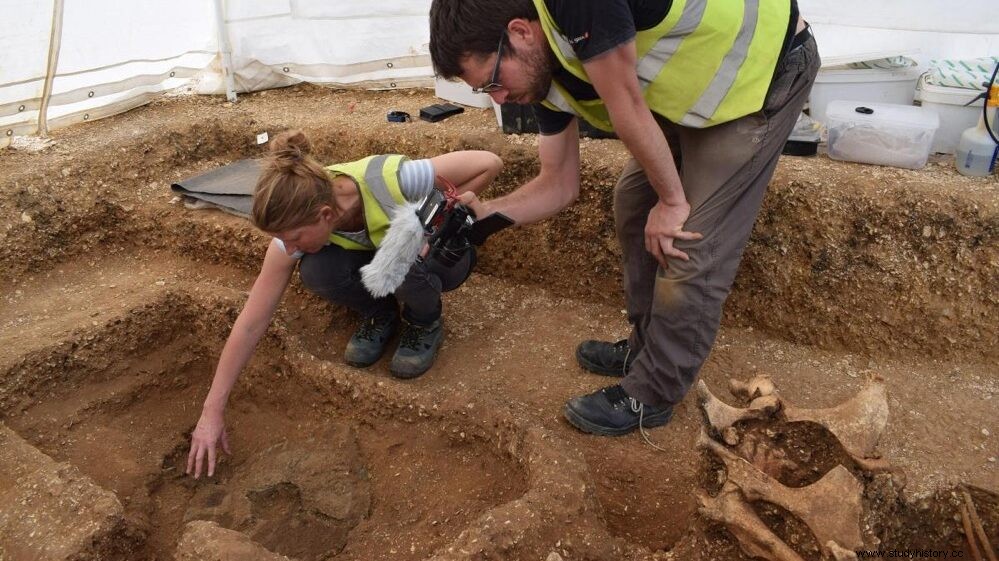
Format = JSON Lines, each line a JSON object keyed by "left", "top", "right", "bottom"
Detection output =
{"left": 0, "top": 86, "right": 996, "bottom": 560}
{"left": 1, "top": 248, "right": 996, "bottom": 559}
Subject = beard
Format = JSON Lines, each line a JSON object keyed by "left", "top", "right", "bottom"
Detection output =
{"left": 518, "top": 45, "right": 558, "bottom": 104}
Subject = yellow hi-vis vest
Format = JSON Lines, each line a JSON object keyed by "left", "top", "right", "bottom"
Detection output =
{"left": 324, "top": 154, "right": 409, "bottom": 250}
{"left": 533, "top": 0, "right": 790, "bottom": 130}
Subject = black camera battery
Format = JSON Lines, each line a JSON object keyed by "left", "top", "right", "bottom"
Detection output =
{"left": 419, "top": 103, "right": 465, "bottom": 123}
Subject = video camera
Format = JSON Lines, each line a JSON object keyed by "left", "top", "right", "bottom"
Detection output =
{"left": 359, "top": 183, "right": 514, "bottom": 298}
{"left": 416, "top": 187, "right": 513, "bottom": 268}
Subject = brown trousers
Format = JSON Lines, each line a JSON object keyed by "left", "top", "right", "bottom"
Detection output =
{"left": 617, "top": 35, "right": 821, "bottom": 408}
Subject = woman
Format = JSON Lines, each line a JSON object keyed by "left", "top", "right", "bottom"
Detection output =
{"left": 187, "top": 129, "right": 501, "bottom": 478}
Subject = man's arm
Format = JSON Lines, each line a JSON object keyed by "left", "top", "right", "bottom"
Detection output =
{"left": 583, "top": 40, "right": 701, "bottom": 265}
{"left": 472, "top": 119, "right": 581, "bottom": 225}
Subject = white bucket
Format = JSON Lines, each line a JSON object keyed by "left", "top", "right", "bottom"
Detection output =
{"left": 917, "top": 78, "right": 984, "bottom": 154}
{"left": 808, "top": 65, "right": 922, "bottom": 126}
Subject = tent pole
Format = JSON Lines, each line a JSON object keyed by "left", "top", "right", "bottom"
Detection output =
{"left": 39, "top": 0, "right": 66, "bottom": 136}
{"left": 213, "top": 0, "right": 238, "bottom": 102}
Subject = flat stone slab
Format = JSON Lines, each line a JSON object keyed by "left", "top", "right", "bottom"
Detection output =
{"left": 175, "top": 521, "right": 293, "bottom": 561}
{"left": 183, "top": 424, "right": 370, "bottom": 560}
{"left": 0, "top": 423, "right": 127, "bottom": 560}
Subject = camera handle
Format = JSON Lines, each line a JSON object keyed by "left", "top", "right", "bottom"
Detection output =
{"left": 431, "top": 174, "right": 514, "bottom": 245}
{"left": 436, "top": 174, "right": 461, "bottom": 210}
{"left": 417, "top": 175, "right": 514, "bottom": 270}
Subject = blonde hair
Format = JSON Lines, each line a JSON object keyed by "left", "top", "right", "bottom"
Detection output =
{"left": 251, "top": 130, "right": 342, "bottom": 233}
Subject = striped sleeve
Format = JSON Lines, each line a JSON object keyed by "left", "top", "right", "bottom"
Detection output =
{"left": 398, "top": 159, "right": 437, "bottom": 202}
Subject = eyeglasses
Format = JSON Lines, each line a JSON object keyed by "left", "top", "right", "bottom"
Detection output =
{"left": 471, "top": 33, "right": 506, "bottom": 94}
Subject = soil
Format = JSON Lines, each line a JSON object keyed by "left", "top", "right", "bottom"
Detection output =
{"left": 0, "top": 84, "right": 996, "bottom": 560}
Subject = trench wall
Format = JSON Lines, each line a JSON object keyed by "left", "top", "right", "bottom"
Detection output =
{"left": 1, "top": 96, "right": 995, "bottom": 360}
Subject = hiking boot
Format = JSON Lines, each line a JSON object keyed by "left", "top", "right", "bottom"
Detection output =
{"left": 344, "top": 311, "right": 399, "bottom": 367}
{"left": 390, "top": 318, "right": 444, "bottom": 379}
{"left": 563, "top": 384, "right": 673, "bottom": 436}
{"left": 576, "top": 339, "right": 635, "bottom": 377}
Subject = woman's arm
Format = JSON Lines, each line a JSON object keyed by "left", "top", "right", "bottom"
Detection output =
{"left": 454, "top": 123, "right": 581, "bottom": 225}
{"left": 187, "top": 240, "right": 297, "bottom": 478}
{"left": 430, "top": 150, "right": 503, "bottom": 195}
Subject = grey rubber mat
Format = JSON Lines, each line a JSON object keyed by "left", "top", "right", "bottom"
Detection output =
{"left": 171, "top": 159, "right": 261, "bottom": 218}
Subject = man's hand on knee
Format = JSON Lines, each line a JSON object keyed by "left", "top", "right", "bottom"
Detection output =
{"left": 644, "top": 200, "right": 703, "bottom": 267}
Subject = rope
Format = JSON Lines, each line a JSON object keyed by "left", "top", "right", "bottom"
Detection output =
{"left": 631, "top": 398, "right": 671, "bottom": 453}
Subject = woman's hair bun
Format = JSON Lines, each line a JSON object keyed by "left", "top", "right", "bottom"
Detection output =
{"left": 268, "top": 129, "right": 312, "bottom": 170}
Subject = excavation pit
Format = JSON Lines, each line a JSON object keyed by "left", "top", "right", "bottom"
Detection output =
{"left": 0, "top": 86, "right": 996, "bottom": 560}
{"left": 0, "top": 294, "right": 530, "bottom": 561}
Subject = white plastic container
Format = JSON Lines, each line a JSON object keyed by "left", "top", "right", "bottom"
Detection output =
{"left": 955, "top": 106, "right": 998, "bottom": 176}
{"left": 434, "top": 76, "right": 493, "bottom": 108}
{"left": 808, "top": 65, "right": 922, "bottom": 125}
{"left": 917, "top": 77, "right": 985, "bottom": 154}
{"left": 826, "top": 101, "right": 940, "bottom": 169}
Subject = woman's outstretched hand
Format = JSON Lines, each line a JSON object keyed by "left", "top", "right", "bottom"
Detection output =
{"left": 186, "top": 409, "right": 231, "bottom": 478}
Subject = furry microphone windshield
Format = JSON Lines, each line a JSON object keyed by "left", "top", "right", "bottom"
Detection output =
{"left": 360, "top": 201, "right": 425, "bottom": 297}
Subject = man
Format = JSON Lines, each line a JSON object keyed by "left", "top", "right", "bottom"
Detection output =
{"left": 429, "top": 0, "right": 819, "bottom": 436}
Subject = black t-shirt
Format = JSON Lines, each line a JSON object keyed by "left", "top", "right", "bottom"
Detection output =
{"left": 534, "top": 0, "right": 799, "bottom": 134}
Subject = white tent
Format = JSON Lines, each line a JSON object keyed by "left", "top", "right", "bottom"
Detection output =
{"left": 802, "top": 0, "right": 999, "bottom": 66}
{"left": 2, "top": 0, "right": 996, "bottom": 147}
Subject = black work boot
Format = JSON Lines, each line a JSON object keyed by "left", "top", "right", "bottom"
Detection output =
{"left": 576, "top": 339, "right": 635, "bottom": 377}
{"left": 389, "top": 318, "right": 444, "bottom": 379}
{"left": 344, "top": 311, "right": 399, "bottom": 367}
{"left": 563, "top": 384, "right": 673, "bottom": 436}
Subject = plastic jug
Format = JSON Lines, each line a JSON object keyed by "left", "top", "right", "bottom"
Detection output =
{"left": 955, "top": 86, "right": 999, "bottom": 177}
